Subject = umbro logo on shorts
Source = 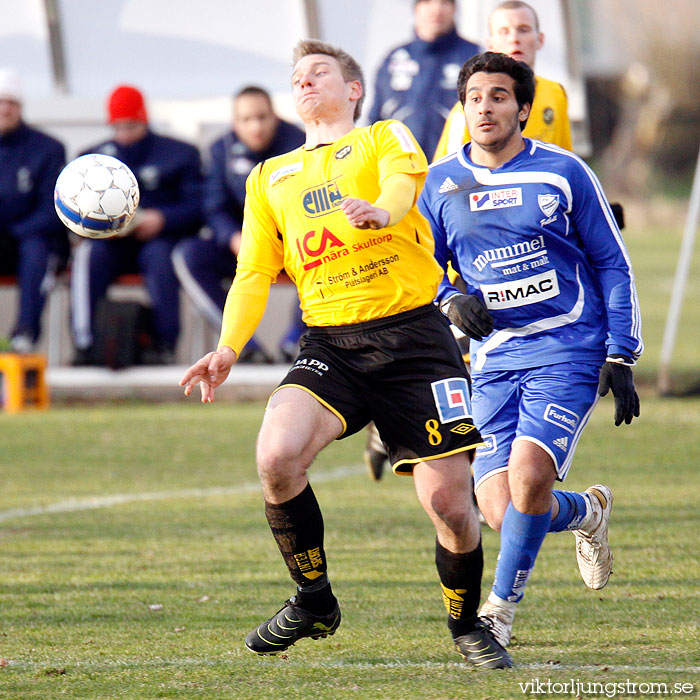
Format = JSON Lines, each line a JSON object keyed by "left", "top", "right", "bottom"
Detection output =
{"left": 450, "top": 422, "right": 475, "bottom": 435}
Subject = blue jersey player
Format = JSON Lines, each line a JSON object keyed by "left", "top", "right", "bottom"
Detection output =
{"left": 418, "top": 52, "right": 643, "bottom": 648}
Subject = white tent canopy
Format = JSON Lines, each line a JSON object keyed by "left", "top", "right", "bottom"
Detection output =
{"left": 0, "top": 0, "right": 587, "bottom": 155}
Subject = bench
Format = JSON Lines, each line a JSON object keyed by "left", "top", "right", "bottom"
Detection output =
{"left": 0, "top": 270, "right": 297, "bottom": 366}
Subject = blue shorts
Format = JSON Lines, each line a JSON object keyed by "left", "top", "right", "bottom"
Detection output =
{"left": 471, "top": 361, "right": 601, "bottom": 490}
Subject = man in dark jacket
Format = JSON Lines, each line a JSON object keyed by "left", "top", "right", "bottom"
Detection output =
{"left": 368, "top": 0, "right": 479, "bottom": 159}
{"left": 0, "top": 68, "right": 68, "bottom": 352}
{"left": 172, "top": 86, "right": 305, "bottom": 363}
{"left": 71, "top": 84, "right": 203, "bottom": 364}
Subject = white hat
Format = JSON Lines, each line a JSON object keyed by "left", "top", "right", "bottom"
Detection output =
{"left": 0, "top": 68, "right": 22, "bottom": 102}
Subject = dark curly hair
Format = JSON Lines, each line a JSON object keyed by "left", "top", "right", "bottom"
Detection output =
{"left": 457, "top": 51, "right": 536, "bottom": 131}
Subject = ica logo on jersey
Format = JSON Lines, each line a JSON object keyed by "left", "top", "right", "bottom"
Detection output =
{"left": 302, "top": 178, "right": 345, "bottom": 217}
{"left": 296, "top": 228, "right": 349, "bottom": 270}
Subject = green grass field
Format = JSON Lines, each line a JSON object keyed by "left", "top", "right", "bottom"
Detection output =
{"left": 1, "top": 214, "right": 699, "bottom": 699}
{"left": 626, "top": 204, "right": 700, "bottom": 389}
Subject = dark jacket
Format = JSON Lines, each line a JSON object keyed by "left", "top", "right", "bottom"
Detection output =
{"left": 86, "top": 130, "right": 203, "bottom": 239}
{"left": 204, "top": 119, "right": 304, "bottom": 248}
{"left": 368, "top": 28, "right": 479, "bottom": 159}
{"left": 0, "top": 122, "right": 66, "bottom": 241}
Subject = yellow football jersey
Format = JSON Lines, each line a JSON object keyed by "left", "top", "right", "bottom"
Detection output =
{"left": 236, "top": 120, "right": 443, "bottom": 326}
{"left": 433, "top": 75, "right": 572, "bottom": 160}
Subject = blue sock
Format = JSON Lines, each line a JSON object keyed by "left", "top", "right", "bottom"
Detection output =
{"left": 549, "top": 490, "right": 588, "bottom": 532}
{"left": 492, "top": 503, "right": 552, "bottom": 603}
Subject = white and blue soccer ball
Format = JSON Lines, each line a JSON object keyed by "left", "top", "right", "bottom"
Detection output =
{"left": 54, "top": 153, "right": 140, "bottom": 238}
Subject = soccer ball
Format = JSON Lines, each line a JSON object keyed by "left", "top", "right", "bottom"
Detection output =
{"left": 54, "top": 153, "right": 140, "bottom": 238}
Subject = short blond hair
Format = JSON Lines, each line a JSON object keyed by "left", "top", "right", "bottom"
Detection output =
{"left": 490, "top": 1, "right": 540, "bottom": 32}
{"left": 292, "top": 39, "right": 365, "bottom": 121}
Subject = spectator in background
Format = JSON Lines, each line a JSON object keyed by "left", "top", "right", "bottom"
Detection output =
{"left": 0, "top": 67, "right": 69, "bottom": 352}
{"left": 433, "top": 0, "right": 572, "bottom": 160}
{"left": 172, "top": 86, "right": 305, "bottom": 364}
{"left": 368, "top": 0, "right": 479, "bottom": 160}
{"left": 71, "top": 85, "right": 203, "bottom": 365}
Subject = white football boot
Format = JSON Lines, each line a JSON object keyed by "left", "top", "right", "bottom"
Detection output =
{"left": 478, "top": 592, "right": 517, "bottom": 648}
{"left": 573, "top": 484, "right": 614, "bottom": 590}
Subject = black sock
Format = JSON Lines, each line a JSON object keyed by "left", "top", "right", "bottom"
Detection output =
{"left": 435, "top": 538, "right": 483, "bottom": 638}
{"left": 265, "top": 483, "right": 336, "bottom": 615}
{"left": 295, "top": 574, "right": 336, "bottom": 615}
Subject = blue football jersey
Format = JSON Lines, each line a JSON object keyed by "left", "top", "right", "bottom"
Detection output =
{"left": 418, "top": 139, "right": 643, "bottom": 373}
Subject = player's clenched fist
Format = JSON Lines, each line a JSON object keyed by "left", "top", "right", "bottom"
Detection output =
{"left": 179, "top": 346, "right": 237, "bottom": 403}
{"left": 342, "top": 197, "right": 390, "bottom": 230}
{"left": 442, "top": 294, "right": 494, "bottom": 340}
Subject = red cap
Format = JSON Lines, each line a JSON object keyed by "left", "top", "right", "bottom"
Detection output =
{"left": 107, "top": 85, "right": 148, "bottom": 124}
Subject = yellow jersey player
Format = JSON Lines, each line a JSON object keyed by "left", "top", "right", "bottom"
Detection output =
{"left": 433, "top": 0, "right": 572, "bottom": 160}
{"left": 180, "top": 39, "right": 512, "bottom": 669}
{"left": 236, "top": 120, "right": 438, "bottom": 328}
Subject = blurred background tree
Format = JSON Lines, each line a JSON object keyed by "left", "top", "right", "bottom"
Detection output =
{"left": 577, "top": 0, "right": 700, "bottom": 196}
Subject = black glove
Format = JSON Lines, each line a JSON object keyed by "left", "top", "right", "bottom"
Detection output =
{"left": 609, "top": 202, "right": 625, "bottom": 230}
{"left": 597, "top": 355, "right": 640, "bottom": 426}
{"left": 443, "top": 294, "right": 494, "bottom": 340}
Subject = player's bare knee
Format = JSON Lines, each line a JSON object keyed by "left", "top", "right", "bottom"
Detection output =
{"left": 485, "top": 509, "right": 504, "bottom": 532}
{"left": 510, "top": 473, "right": 554, "bottom": 514}
{"left": 256, "top": 444, "right": 307, "bottom": 494}
{"left": 475, "top": 497, "right": 505, "bottom": 531}
{"left": 474, "top": 478, "right": 508, "bottom": 532}
{"left": 431, "top": 490, "right": 471, "bottom": 535}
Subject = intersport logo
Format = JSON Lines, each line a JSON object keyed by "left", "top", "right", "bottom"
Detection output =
{"left": 480, "top": 270, "right": 560, "bottom": 309}
{"left": 469, "top": 187, "right": 522, "bottom": 211}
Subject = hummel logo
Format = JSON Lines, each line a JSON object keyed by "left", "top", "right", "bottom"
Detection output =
{"left": 553, "top": 436, "right": 569, "bottom": 452}
{"left": 439, "top": 176, "right": 459, "bottom": 194}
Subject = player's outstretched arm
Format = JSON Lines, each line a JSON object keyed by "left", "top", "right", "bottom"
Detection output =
{"left": 597, "top": 355, "right": 640, "bottom": 426}
{"left": 179, "top": 346, "right": 237, "bottom": 404}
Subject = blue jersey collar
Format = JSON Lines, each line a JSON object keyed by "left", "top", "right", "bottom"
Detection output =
{"left": 461, "top": 138, "right": 532, "bottom": 172}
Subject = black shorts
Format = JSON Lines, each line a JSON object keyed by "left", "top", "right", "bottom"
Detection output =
{"left": 274, "top": 304, "right": 483, "bottom": 475}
